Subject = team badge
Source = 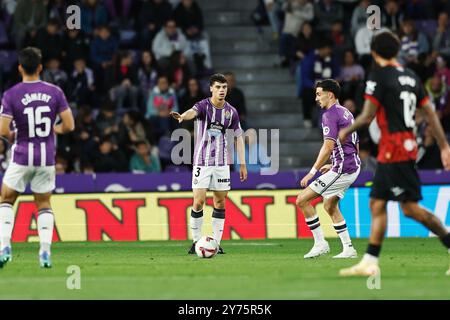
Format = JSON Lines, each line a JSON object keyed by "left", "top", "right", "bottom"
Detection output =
{"left": 225, "top": 111, "right": 231, "bottom": 119}
{"left": 193, "top": 179, "right": 198, "bottom": 185}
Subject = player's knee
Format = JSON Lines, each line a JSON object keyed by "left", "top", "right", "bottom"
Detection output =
{"left": 324, "top": 201, "right": 336, "bottom": 214}
{"left": 193, "top": 199, "right": 205, "bottom": 210}
{"left": 400, "top": 203, "right": 418, "bottom": 219}
{"left": 296, "top": 196, "right": 308, "bottom": 208}
{"left": 214, "top": 199, "right": 225, "bottom": 209}
{"left": 369, "top": 199, "right": 384, "bottom": 215}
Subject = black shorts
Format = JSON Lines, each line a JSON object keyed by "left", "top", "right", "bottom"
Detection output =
{"left": 370, "top": 161, "right": 422, "bottom": 202}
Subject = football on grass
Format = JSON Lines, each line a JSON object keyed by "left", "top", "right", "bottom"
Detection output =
{"left": 195, "top": 236, "right": 219, "bottom": 258}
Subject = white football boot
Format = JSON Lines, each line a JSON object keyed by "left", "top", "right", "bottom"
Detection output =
{"left": 339, "top": 259, "right": 380, "bottom": 277}
{"left": 303, "top": 241, "right": 330, "bottom": 258}
{"left": 333, "top": 247, "right": 358, "bottom": 259}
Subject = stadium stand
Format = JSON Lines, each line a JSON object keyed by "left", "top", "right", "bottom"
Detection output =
{"left": 0, "top": 0, "right": 449, "bottom": 173}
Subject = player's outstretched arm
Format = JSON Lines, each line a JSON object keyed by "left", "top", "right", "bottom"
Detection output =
{"left": 420, "top": 103, "right": 450, "bottom": 170}
{"left": 54, "top": 108, "right": 75, "bottom": 134}
{"left": 170, "top": 109, "right": 197, "bottom": 123}
{"left": 339, "top": 100, "right": 377, "bottom": 141}
{"left": 300, "top": 139, "right": 334, "bottom": 188}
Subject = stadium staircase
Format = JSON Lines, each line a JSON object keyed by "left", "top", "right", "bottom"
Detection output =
{"left": 199, "top": 0, "right": 322, "bottom": 170}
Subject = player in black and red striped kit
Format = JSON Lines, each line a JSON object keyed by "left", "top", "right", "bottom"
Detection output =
{"left": 338, "top": 31, "right": 450, "bottom": 276}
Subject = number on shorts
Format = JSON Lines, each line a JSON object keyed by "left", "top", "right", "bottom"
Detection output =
{"left": 194, "top": 167, "right": 201, "bottom": 177}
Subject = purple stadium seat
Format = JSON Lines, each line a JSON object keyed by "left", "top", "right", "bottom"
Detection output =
{"left": 158, "top": 136, "right": 175, "bottom": 161}
{"left": 119, "top": 29, "right": 136, "bottom": 46}
{"left": 0, "top": 50, "right": 17, "bottom": 73}
{"left": 415, "top": 20, "right": 437, "bottom": 38}
{"left": 0, "top": 22, "right": 8, "bottom": 47}
{"left": 164, "top": 164, "right": 190, "bottom": 172}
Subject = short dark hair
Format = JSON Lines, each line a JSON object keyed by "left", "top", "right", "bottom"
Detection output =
{"left": 209, "top": 73, "right": 227, "bottom": 86}
{"left": 371, "top": 31, "right": 400, "bottom": 60}
{"left": 19, "top": 47, "right": 42, "bottom": 75}
{"left": 315, "top": 79, "right": 341, "bottom": 99}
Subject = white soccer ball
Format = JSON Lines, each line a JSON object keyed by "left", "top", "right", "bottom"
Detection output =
{"left": 195, "top": 236, "right": 219, "bottom": 258}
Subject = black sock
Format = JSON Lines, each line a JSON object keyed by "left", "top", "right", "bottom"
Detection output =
{"left": 191, "top": 209, "right": 203, "bottom": 218}
{"left": 366, "top": 243, "right": 381, "bottom": 257}
{"left": 212, "top": 208, "right": 225, "bottom": 219}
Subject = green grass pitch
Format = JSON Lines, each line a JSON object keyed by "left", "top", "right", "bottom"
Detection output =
{"left": 0, "top": 238, "right": 449, "bottom": 299}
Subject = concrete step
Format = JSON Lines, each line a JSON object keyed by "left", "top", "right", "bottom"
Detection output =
{"left": 250, "top": 114, "right": 303, "bottom": 129}
{"left": 247, "top": 98, "right": 301, "bottom": 113}
{"left": 279, "top": 156, "right": 303, "bottom": 169}
{"left": 240, "top": 83, "right": 297, "bottom": 98}
{"left": 198, "top": 0, "right": 258, "bottom": 11}
{"left": 211, "top": 39, "right": 277, "bottom": 54}
{"left": 279, "top": 128, "right": 322, "bottom": 142}
{"left": 279, "top": 142, "right": 322, "bottom": 157}
{"left": 209, "top": 26, "right": 272, "bottom": 40}
{"left": 231, "top": 68, "right": 293, "bottom": 83}
{"left": 204, "top": 11, "right": 253, "bottom": 27}
{"left": 212, "top": 53, "right": 279, "bottom": 69}
{"left": 279, "top": 156, "right": 318, "bottom": 170}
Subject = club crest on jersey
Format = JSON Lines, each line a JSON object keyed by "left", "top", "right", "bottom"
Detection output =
{"left": 225, "top": 111, "right": 231, "bottom": 119}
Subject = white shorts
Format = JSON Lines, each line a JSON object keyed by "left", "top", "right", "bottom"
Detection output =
{"left": 2, "top": 162, "right": 56, "bottom": 194}
{"left": 192, "top": 166, "right": 231, "bottom": 191}
{"left": 309, "top": 167, "right": 360, "bottom": 199}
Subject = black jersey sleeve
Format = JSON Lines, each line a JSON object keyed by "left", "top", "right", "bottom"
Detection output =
{"left": 416, "top": 76, "right": 429, "bottom": 108}
{"left": 364, "top": 69, "right": 385, "bottom": 108}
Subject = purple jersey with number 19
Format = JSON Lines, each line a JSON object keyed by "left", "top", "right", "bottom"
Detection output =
{"left": 0, "top": 80, "right": 69, "bottom": 166}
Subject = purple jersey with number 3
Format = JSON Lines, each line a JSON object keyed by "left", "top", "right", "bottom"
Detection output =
{"left": 322, "top": 103, "right": 361, "bottom": 174}
{"left": 192, "top": 98, "right": 243, "bottom": 166}
{"left": 0, "top": 80, "right": 69, "bottom": 166}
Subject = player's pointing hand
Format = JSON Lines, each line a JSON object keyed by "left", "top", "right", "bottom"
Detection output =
{"left": 170, "top": 111, "right": 183, "bottom": 123}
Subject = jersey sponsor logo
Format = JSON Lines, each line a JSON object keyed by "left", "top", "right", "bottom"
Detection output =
{"left": 207, "top": 121, "right": 224, "bottom": 137}
{"left": 322, "top": 126, "right": 330, "bottom": 136}
{"left": 365, "top": 80, "right": 377, "bottom": 95}
{"left": 217, "top": 178, "right": 230, "bottom": 183}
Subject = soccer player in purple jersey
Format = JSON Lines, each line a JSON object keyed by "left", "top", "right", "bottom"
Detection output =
{"left": 296, "top": 79, "right": 360, "bottom": 259}
{"left": 0, "top": 48, "right": 74, "bottom": 268}
{"left": 170, "top": 73, "right": 247, "bottom": 254}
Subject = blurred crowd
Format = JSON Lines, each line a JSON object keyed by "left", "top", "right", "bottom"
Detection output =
{"left": 253, "top": 0, "right": 450, "bottom": 170}
{"left": 0, "top": 0, "right": 225, "bottom": 174}
{"left": 0, "top": 0, "right": 449, "bottom": 173}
